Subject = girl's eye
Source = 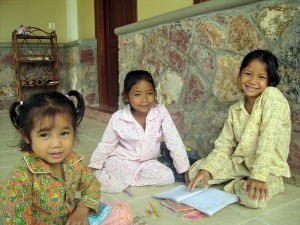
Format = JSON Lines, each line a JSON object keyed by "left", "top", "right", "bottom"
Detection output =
{"left": 260, "top": 75, "right": 267, "bottom": 79}
{"left": 39, "top": 133, "right": 48, "bottom": 138}
{"left": 133, "top": 93, "right": 141, "bottom": 97}
{"left": 147, "top": 92, "right": 154, "bottom": 95}
{"left": 61, "top": 131, "right": 70, "bottom": 136}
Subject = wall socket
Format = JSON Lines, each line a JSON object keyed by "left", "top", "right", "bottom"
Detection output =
{"left": 48, "top": 22, "right": 56, "bottom": 30}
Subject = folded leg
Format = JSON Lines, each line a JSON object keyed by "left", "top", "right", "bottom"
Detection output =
{"left": 94, "top": 156, "right": 137, "bottom": 193}
{"left": 230, "top": 176, "right": 284, "bottom": 208}
{"left": 132, "top": 160, "right": 174, "bottom": 186}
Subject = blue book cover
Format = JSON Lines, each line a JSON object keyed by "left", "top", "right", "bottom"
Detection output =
{"left": 88, "top": 202, "right": 112, "bottom": 225}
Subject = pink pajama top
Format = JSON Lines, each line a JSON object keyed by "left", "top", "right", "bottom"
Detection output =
{"left": 89, "top": 104, "right": 190, "bottom": 174}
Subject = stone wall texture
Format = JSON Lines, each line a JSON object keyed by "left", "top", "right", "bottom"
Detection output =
{"left": 0, "top": 45, "right": 15, "bottom": 109}
{"left": 117, "top": 0, "right": 300, "bottom": 185}
{"left": 60, "top": 40, "right": 99, "bottom": 108}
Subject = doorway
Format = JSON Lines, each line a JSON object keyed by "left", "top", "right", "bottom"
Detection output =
{"left": 94, "top": 0, "right": 137, "bottom": 113}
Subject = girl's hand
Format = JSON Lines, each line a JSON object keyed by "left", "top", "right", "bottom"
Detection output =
{"left": 242, "top": 178, "right": 268, "bottom": 201}
{"left": 65, "top": 205, "right": 90, "bottom": 225}
{"left": 186, "top": 169, "right": 210, "bottom": 191}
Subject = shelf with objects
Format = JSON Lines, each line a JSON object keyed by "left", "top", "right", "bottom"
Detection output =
{"left": 12, "top": 26, "right": 60, "bottom": 100}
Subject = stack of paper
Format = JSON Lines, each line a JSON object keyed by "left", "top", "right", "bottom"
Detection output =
{"left": 161, "top": 199, "right": 205, "bottom": 220}
{"left": 153, "top": 185, "right": 239, "bottom": 216}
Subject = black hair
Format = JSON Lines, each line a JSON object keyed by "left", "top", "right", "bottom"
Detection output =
{"left": 122, "top": 70, "right": 156, "bottom": 104}
{"left": 9, "top": 90, "right": 85, "bottom": 151}
{"left": 239, "top": 49, "right": 280, "bottom": 86}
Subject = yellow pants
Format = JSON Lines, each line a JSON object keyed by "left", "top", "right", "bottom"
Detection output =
{"left": 188, "top": 158, "right": 284, "bottom": 208}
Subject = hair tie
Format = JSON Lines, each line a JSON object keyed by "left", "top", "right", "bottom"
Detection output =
{"left": 65, "top": 94, "right": 70, "bottom": 100}
{"left": 20, "top": 101, "right": 23, "bottom": 105}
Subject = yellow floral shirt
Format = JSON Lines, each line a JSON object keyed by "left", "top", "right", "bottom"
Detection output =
{"left": 201, "top": 87, "right": 291, "bottom": 182}
{"left": 0, "top": 151, "right": 101, "bottom": 225}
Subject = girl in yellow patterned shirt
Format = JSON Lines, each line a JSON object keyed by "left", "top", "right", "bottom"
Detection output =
{"left": 0, "top": 90, "right": 133, "bottom": 225}
{"left": 187, "top": 50, "right": 291, "bottom": 208}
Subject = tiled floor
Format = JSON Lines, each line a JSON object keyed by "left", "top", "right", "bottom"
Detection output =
{"left": 0, "top": 110, "right": 300, "bottom": 225}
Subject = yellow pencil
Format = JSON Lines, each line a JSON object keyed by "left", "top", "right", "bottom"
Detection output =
{"left": 150, "top": 202, "right": 160, "bottom": 218}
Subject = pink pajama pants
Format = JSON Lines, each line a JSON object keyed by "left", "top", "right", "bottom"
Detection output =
{"left": 94, "top": 156, "right": 174, "bottom": 193}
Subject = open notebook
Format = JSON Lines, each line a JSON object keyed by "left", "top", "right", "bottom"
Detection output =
{"left": 153, "top": 185, "right": 239, "bottom": 216}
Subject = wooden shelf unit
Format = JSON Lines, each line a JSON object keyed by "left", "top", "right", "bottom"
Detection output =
{"left": 12, "top": 27, "right": 60, "bottom": 100}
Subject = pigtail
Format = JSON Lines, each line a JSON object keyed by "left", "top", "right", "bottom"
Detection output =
{"left": 9, "top": 101, "right": 22, "bottom": 130}
{"left": 67, "top": 90, "right": 85, "bottom": 125}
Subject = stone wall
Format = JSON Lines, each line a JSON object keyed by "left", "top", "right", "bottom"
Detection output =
{"left": 0, "top": 39, "right": 99, "bottom": 110}
{"left": 61, "top": 40, "right": 99, "bottom": 108}
{"left": 116, "top": 0, "right": 300, "bottom": 185}
{"left": 0, "top": 43, "right": 15, "bottom": 109}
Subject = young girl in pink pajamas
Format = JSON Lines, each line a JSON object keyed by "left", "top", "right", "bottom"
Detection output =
{"left": 89, "top": 70, "right": 190, "bottom": 193}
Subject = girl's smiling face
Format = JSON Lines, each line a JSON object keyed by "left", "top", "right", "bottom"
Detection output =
{"left": 24, "top": 113, "right": 74, "bottom": 169}
{"left": 128, "top": 79, "right": 156, "bottom": 115}
{"left": 239, "top": 59, "right": 269, "bottom": 102}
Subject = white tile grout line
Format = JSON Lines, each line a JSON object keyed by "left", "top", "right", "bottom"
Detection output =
{"left": 237, "top": 198, "right": 300, "bottom": 225}
{"left": 250, "top": 218, "right": 270, "bottom": 225}
{"left": 255, "top": 217, "right": 273, "bottom": 225}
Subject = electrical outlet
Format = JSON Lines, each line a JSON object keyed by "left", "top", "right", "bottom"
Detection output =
{"left": 48, "top": 22, "right": 56, "bottom": 30}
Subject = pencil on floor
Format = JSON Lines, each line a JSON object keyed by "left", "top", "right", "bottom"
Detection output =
{"left": 123, "top": 189, "right": 133, "bottom": 197}
{"left": 150, "top": 202, "right": 160, "bottom": 218}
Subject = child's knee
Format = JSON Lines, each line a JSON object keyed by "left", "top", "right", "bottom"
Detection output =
{"left": 238, "top": 194, "right": 267, "bottom": 209}
{"left": 156, "top": 163, "right": 175, "bottom": 183}
{"left": 233, "top": 180, "right": 267, "bottom": 209}
{"left": 159, "top": 168, "right": 175, "bottom": 184}
{"left": 95, "top": 170, "right": 131, "bottom": 193}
